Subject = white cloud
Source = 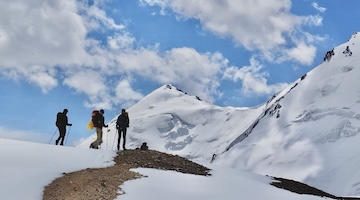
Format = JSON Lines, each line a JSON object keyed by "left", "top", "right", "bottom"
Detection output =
{"left": 115, "top": 79, "right": 144, "bottom": 107}
{"left": 141, "top": 0, "right": 323, "bottom": 65}
{"left": 2, "top": 65, "right": 58, "bottom": 93}
{"left": 302, "top": 14, "right": 323, "bottom": 27}
{"left": 64, "top": 71, "right": 106, "bottom": 97}
{"left": 116, "top": 47, "right": 227, "bottom": 102}
{"left": 81, "top": 3, "right": 125, "bottom": 30}
{"left": 0, "top": 0, "right": 307, "bottom": 110}
{"left": 286, "top": 43, "right": 317, "bottom": 65}
{"left": 27, "top": 68, "right": 58, "bottom": 93}
{"left": 312, "top": 2, "right": 326, "bottom": 13}
{"left": 223, "top": 57, "right": 288, "bottom": 96}
{"left": 0, "top": 0, "right": 89, "bottom": 68}
{"left": 63, "top": 70, "right": 114, "bottom": 109}
{"left": 108, "top": 33, "right": 135, "bottom": 50}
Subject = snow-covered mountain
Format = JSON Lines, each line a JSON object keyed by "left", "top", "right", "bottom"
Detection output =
{"left": 79, "top": 32, "right": 360, "bottom": 197}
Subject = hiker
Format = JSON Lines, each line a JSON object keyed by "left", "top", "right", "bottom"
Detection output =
{"left": 55, "top": 109, "right": 72, "bottom": 145}
{"left": 116, "top": 109, "right": 130, "bottom": 150}
{"left": 323, "top": 49, "right": 335, "bottom": 62}
{"left": 343, "top": 46, "right": 352, "bottom": 57}
{"left": 140, "top": 142, "right": 148, "bottom": 150}
{"left": 90, "top": 109, "right": 108, "bottom": 149}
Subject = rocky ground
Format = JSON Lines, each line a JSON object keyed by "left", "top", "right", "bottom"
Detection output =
{"left": 43, "top": 149, "right": 360, "bottom": 200}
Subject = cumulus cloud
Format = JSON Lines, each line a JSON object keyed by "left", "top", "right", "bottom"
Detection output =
{"left": 140, "top": 0, "right": 324, "bottom": 65}
{"left": 0, "top": 0, "right": 310, "bottom": 111}
{"left": 64, "top": 71, "right": 107, "bottom": 97}
{"left": 116, "top": 47, "right": 227, "bottom": 102}
{"left": 286, "top": 43, "right": 317, "bottom": 65}
{"left": 223, "top": 57, "right": 288, "bottom": 96}
{"left": 108, "top": 33, "right": 135, "bottom": 50}
{"left": 2, "top": 65, "right": 58, "bottom": 93}
{"left": 0, "top": 0, "right": 89, "bottom": 68}
{"left": 115, "top": 79, "right": 144, "bottom": 107}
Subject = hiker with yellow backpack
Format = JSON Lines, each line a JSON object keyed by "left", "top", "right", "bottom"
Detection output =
{"left": 87, "top": 109, "right": 108, "bottom": 149}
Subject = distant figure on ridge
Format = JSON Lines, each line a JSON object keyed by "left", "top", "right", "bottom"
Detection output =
{"left": 90, "top": 109, "right": 108, "bottom": 149}
{"left": 116, "top": 109, "right": 130, "bottom": 150}
{"left": 343, "top": 46, "right": 352, "bottom": 57}
{"left": 55, "top": 109, "right": 72, "bottom": 146}
{"left": 323, "top": 49, "right": 335, "bottom": 62}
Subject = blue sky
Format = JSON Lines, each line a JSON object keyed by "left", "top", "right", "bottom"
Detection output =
{"left": 0, "top": 0, "right": 358, "bottom": 145}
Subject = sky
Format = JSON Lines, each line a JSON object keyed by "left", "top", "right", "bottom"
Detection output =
{"left": 0, "top": 138, "right": 338, "bottom": 200}
{"left": 0, "top": 0, "right": 359, "bottom": 146}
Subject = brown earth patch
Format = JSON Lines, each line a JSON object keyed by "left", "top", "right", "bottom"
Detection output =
{"left": 43, "top": 149, "right": 210, "bottom": 200}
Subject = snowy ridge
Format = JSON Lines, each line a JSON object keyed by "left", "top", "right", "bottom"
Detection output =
{"left": 78, "top": 32, "right": 360, "bottom": 197}
{"left": 79, "top": 84, "right": 264, "bottom": 162}
{"left": 224, "top": 75, "right": 306, "bottom": 152}
{"left": 215, "top": 32, "right": 360, "bottom": 196}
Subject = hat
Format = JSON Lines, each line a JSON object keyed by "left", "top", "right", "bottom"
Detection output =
{"left": 100, "top": 109, "right": 104, "bottom": 113}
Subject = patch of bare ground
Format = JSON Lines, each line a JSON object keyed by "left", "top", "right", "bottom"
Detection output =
{"left": 43, "top": 149, "right": 360, "bottom": 200}
{"left": 271, "top": 177, "right": 360, "bottom": 200}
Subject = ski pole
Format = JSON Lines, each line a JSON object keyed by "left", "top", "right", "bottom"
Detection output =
{"left": 65, "top": 126, "right": 72, "bottom": 145}
{"left": 49, "top": 129, "right": 57, "bottom": 144}
{"left": 106, "top": 128, "right": 109, "bottom": 150}
{"left": 112, "top": 130, "right": 117, "bottom": 150}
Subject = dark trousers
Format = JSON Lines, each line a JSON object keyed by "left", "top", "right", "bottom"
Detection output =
{"left": 117, "top": 127, "right": 127, "bottom": 150}
{"left": 56, "top": 126, "right": 66, "bottom": 145}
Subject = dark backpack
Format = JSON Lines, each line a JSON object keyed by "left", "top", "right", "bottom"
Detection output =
{"left": 56, "top": 112, "right": 65, "bottom": 127}
{"left": 92, "top": 110, "right": 102, "bottom": 127}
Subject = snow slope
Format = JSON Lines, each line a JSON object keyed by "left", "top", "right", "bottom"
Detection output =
{"left": 0, "top": 138, "right": 328, "bottom": 200}
{"left": 78, "top": 84, "right": 265, "bottom": 162}
{"left": 215, "top": 32, "right": 360, "bottom": 196}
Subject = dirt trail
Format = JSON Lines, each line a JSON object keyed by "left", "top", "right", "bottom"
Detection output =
{"left": 43, "top": 149, "right": 210, "bottom": 200}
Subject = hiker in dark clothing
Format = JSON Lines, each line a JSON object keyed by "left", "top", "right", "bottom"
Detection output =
{"left": 116, "top": 109, "right": 130, "bottom": 150}
{"left": 323, "top": 49, "right": 335, "bottom": 62}
{"left": 343, "top": 46, "right": 352, "bottom": 56}
{"left": 90, "top": 109, "right": 108, "bottom": 149}
{"left": 55, "top": 109, "right": 72, "bottom": 145}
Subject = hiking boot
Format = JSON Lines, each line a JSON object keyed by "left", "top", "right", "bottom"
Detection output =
{"left": 117, "top": 145, "right": 120, "bottom": 150}
{"left": 123, "top": 146, "right": 126, "bottom": 150}
{"left": 55, "top": 139, "right": 59, "bottom": 145}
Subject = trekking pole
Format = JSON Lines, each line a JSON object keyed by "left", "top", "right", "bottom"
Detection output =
{"left": 48, "top": 129, "right": 57, "bottom": 144}
{"left": 112, "top": 130, "right": 117, "bottom": 150}
{"left": 106, "top": 128, "right": 109, "bottom": 150}
{"left": 65, "top": 126, "right": 72, "bottom": 145}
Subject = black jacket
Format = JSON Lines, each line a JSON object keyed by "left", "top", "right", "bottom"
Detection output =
{"left": 116, "top": 112, "right": 129, "bottom": 128}
{"left": 56, "top": 112, "right": 68, "bottom": 128}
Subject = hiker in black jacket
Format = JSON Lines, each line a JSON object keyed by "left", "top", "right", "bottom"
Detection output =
{"left": 116, "top": 109, "right": 129, "bottom": 150}
{"left": 55, "top": 109, "right": 72, "bottom": 145}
